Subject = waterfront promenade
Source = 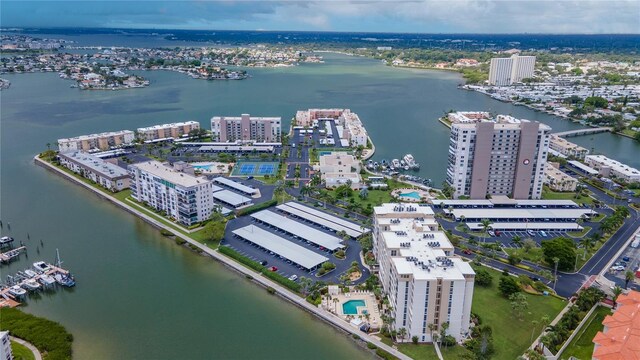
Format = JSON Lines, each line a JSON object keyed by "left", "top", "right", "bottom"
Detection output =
{"left": 34, "top": 156, "right": 411, "bottom": 360}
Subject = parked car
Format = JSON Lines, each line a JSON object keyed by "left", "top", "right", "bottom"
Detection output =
{"left": 527, "top": 230, "right": 536, "bottom": 237}
{"left": 623, "top": 256, "right": 631, "bottom": 262}
{"left": 288, "top": 275, "right": 298, "bottom": 281}
{"left": 259, "top": 260, "right": 268, "bottom": 266}
{"left": 494, "top": 230, "right": 502, "bottom": 236}
{"left": 540, "top": 231, "right": 547, "bottom": 237}
{"left": 269, "top": 266, "right": 278, "bottom": 272}
{"left": 488, "top": 230, "right": 496, "bottom": 237}
{"left": 611, "top": 265, "right": 625, "bottom": 271}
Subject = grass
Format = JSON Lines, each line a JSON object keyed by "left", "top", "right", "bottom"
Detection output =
{"left": 11, "top": 341, "right": 35, "bottom": 360}
{"left": 505, "top": 247, "right": 546, "bottom": 266}
{"left": 559, "top": 306, "right": 611, "bottom": 360}
{"left": 471, "top": 265, "right": 566, "bottom": 360}
{"left": 378, "top": 337, "right": 471, "bottom": 360}
{"left": 567, "top": 226, "right": 592, "bottom": 238}
{"left": 542, "top": 188, "right": 593, "bottom": 205}
{"left": 325, "top": 178, "right": 406, "bottom": 208}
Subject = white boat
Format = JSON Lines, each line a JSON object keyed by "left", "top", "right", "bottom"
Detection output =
{"left": 24, "top": 269, "right": 38, "bottom": 278}
{"left": 392, "top": 159, "right": 401, "bottom": 169}
{"left": 39, "top": 275, "right": 56, "bottom": 287}
{"left": 33, "top": 261, "right": 52, "bottom": 273}
{"left": 0, "top": 236, "right": 14, "bottom": 246}
{"left": 21, "top": 279, "right": 41, "bottom": 291}
{"left": 403, "top": 154, "right": 420, "bottom": 169}
{"left": 8, "top": 285, "right": 27, "bottom": 297}
{"left": 400, "top": 159, "right": 406, "bottom": 166}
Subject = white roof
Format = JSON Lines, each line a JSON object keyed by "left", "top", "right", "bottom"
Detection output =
{"left": 568, "top": 160, "right": 599, "bottom": 175}
{"left": 284, "top": 201, "right": 371, "bottom": 234}
{"left": 432, "top": 199, "right": 493, "bottom": 207}
{"left": 213, "top": 177, "right": 258, "bottom": 195}
{"left": 451, "top": 208, "right": 595, "bottom": 219}
{"left": 433, "top": 199, "right": 578, "bottom": 207}
{"left": 277, "top": 202, "right": 369, "bottom": 237}
{"left": 251, "top": 210, "right": 345, "bottom": 251}
{"left": 60, "top": 151, "right": 128, "bottom": 179}
{"left": 130, "top": 161, "right": 209, "bottom": 188}
{"left": 212, "top": 190, "right": 252, "bottom": 207}
{"left": 232, "top": 225, "right": 328, "bottom": 269}
{"left": 466, "top": 222, "right": 583, "bottom": 230}
{"left": 137, "top": 121, "right": 199, "bottom": 132}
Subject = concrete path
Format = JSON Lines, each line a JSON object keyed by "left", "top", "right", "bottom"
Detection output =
{"left": 10, "top": 336, "right": 42, "bottom": 360}
{"left": 35, "top": 157, "right": 412, "bottom": 360}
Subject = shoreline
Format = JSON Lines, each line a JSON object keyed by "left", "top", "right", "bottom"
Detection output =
{"left": 33, "top": 155, "right": 410, "bottom": 360}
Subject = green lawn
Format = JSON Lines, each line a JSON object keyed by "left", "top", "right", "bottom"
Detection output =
{"left": 471, "top": 265, "right": 566, "bottom": 360}
{"left": 506, "top": 247, "right": 546, "bottom": 266}
{"left": 325, "top": 178, "right": 408, "bottom": 209}
{"left": 542, "top": 188, "right": 593, "bottom": 205}
{"left": 10, "top": 341, "right": 35, "bottom": 360}
{"left": 560, "top": 306, "right": 611, "bottom": 360}
{"left": 567, "top": 226, "right": 592, "bottom": 239}
{"left": 378, "top": 337, "right": 471, "bottom": 360}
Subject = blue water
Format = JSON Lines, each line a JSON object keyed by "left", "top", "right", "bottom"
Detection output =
{"left": 399, "top": 191, "right": 421, "bottom": 199}
{"left": 342, "top": 300, "right": 366, "bottom": 315}
{"left": 193, "top": 164, "right": 213, "bottom": 170}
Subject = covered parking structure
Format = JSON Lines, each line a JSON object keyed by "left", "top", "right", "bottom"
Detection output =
{"left": 213, "top": 177, "right": 259, "bottom": 197}
{"left": 232, "top": 225, "right": 329, "bottom": 270}
{"left": 567, "top": 160, "right": 599, "bottom": 176}
{"left": 449, "top": 208, "right": 596, "bottom": 222}
{"left": 251, "top": 210, "right": 345, "bottom": 251}
{"left": 212, "top": 190, "right": 253, "bottom": 208}
{"left": 276, "top": 202, "right": 370, "bottom": 238}
{"left": 432, "top": 198, "right": 579, "bottom": 209}
{"left": 466, "top": 222, "right": 583, "bottom": 231}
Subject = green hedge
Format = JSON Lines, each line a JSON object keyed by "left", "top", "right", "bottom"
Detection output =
{"left": 375, "top": 348, "right": 398, "bottom": 360}
{"left": 261, "top": 269, "right": 301, "bottom": 293}
{"left": 236, "top": 199, "right": 277, "bottom": 216}
{"left": 0, "top": 308, "right": 73, "bottom": 360}
{"left": 219, "top": 246, "right": 265, "bottom": 272}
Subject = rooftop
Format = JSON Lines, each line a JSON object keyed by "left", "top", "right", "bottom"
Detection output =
{"left": 58, "top": 129, "right": 134, "bottom": 142}
{"left": 60, "top": 151, "right": 128, "bottom": 179}
{"left": 593, "top": 290, "right": 640, "bottom": 360}
{"left": 130, "top": 161, "right": 209, "bottom": 188}
{"left": 137, "top": 121, "right": 199, "bottom": 132}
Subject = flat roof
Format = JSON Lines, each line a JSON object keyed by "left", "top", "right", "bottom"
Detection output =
{"left": 137, "top": 121, "right": 199, "bottom": 131}
{"left": 213, "top": 177, "right": 258, "bottom": 195}
{"left": 451, "top": 208, "right": 595, "bottom": 219}
{"left": 232, "top": 225, "right": 329, "bottom": 269}
{"left": 200, "top": 145, "right": 274, "bottom": 152}
{"left": 212, "top": 190, "right": 252, "bottom": 207}
{"left": 277, "top": 203, "right": 363, "bottom": 238}
{"left": 130, "top": 161, "right": 209, "bottom": 188}
{"left": 282, "top": 202, "right": 370, "bottom": 235}
{"left": 568, "top": 160, "right": 599, "bottom": 175}
{"left": 60, "top": 151, "right": 128, "bottom": 179}
{"left": 433, "top": 199, "right": 578, "bottom": 207}
{"left": 251, "top": 210, "right": 345, "bottom": 251}
{"left": 466, "top": 222, "right": 583, "bottom": 230}
{"left": 432, "top": 199, "right": 493, "bottom": 206}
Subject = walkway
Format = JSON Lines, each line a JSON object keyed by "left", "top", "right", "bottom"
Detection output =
{"left": 10, "top": 336, "right": 42, "bottom": 360}
{"left": 553, "top": 127, "right": 611, "bottom": 137}
{"left": 34, "top": 157, "right": 411, "bottom": 360}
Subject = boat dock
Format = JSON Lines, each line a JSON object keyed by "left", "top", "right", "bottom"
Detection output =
{"left": 0, "top": 246, "right": 26, "bottom": 264}
{"left": 0, "top": 263, "right": 73, "bottom": 307}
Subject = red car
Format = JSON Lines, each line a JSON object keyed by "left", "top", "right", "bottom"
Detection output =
{"left": 462, "top": 249, "right": 472, "bottom": 255}
{"left": 269, "top": 266, "right": 278, "bottom": 272}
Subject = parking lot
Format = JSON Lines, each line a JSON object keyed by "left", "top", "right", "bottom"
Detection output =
{"left": 603, "top": 235, "right": 640, "bottom": 291}
{"left": 221, "top": 207, "right": 368, "bottom": 285}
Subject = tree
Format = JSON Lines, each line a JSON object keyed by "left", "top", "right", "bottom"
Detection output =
{"left": 625, "top": 270, "right": 635, "bottom": 289}
{"left": 508, "top": 253, "right": 522, "bottom": 265}
{"left": 498, "top": 276, "right": 521, "bottom": 297}
{"left": 468, "top": 325, "right": 495, "bottom": 359}
{"left": 412, "top": 335, "right": 419, "bottom": 345}
{"left": 522, "top": 239, "right": 536, "bottom": 253}
{"left": 612, "top": 285, "right": 623, "bottom": 307}
{"left": 512, "top": 235, "right": 522, "bottom": 248}
{"left": 579, "top": 236, "right": 596, "bottom": 260}
{"left": 541, "top": 237, "right": 577, "bottom": 271}
{"left": 509, "top": 293, "right": 529, "bottom": 320}
{"left": 585, "top": 96, "right": 609, "bottom": 109}
{"left": 299, "top": 276, "right": 312, "bottom": 295}
{"left": 397, "top": 327, "right": 407, "bottom": 342}
{"left": 480, "top": 219, "right": 492, "bottom": 242}
{"left": 475, "top": 269, "right": 493, "bottom": 287}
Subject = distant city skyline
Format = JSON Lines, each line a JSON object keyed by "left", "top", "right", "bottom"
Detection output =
{"left": 2, "top": 1, "right": 639, "bottom": 34}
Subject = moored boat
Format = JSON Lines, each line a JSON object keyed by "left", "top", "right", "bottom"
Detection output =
{"left": 54, "top": 273, "right": 75, "bottom": 287}
{"left": 39, "top": 274, "right": 56, "bottom": 288}
{"left": 33, "top": 261, "right": 52, "bottom": 273}
{"left": 21, "top": 279, "right": 41, "bottom": 291}
{"left": 8, "top": 285, "right": 27, "bottom": 297}
{"left": 24, "top": 269, "right": 38, "bottom": 278}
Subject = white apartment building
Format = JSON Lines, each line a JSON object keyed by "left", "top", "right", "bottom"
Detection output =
{"left": 447, "top": 111, "right": 492, "bottom": 124}
{"left": 210, "top": 114, "right": 281, "bottom": 142}
{"left": 549, "top": 135, "right": 589, "bottom": 160}
{"left": 0, "top": 331, "right": 12, "bottom": 360}
{"left": 447, "top": 115, "right": 551, "bottom": 199}
{"left": 295, "top": 109, "right": 368, "bottom": 147}
{"left": 488, "top": 54, "right": 536, "bottom": 86}
{"left": 544, "top": 165, "right": 578, "bottom": 192}
{"left": 585, "top": 155, "right": 640, "bottom": 183}
{"left": 136, "top": 121, "right": 200, "bottom": 141}
{"left": 373, "top": 204, "right": 475, "bottom": 343}
{"left": 316, "top": 152, "right": 362, "bottom": 189}
{"left": 129, "top": 161, "right": 217, "bottom": 226}
{"left": 58, "top": 130, "right": 135, "bottom": 152}
{"left": 59, "top": 151, "right": 130, "bottom": 192}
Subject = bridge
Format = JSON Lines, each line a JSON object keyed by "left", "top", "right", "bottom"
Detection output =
{"left": 553, "top": 127, "right": 612, "bottom": 138}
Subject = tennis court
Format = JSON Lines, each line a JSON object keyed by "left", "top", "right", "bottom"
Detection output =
{"left": 231, "top": 161, "right": 279, "bottom": 176}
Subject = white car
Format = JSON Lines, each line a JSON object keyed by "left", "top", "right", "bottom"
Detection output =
{"left": 611, "top": 265, "right": 625, "bottom": 271}
{"left": 288, "top": 275, "right": 298, "bottom": 281}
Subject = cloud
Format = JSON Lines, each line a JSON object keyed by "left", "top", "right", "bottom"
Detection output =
{"left": 1, "top": 0, "right": 638, "bottom": 33}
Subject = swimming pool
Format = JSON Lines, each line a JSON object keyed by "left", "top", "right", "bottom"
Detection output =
{"left": 342, "top": 300, "right": 366, "bottom": 315}
{"left": 399, "top": 191, "right": 421, "bottom": 199}
{"left": 193, "top": 164, "right": 213, "bottom": 171}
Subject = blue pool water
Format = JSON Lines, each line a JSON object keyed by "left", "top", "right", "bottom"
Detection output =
{"left": 342, "top": 300, "right": 366, "bottom": 315}
{"left": 399, "top": 191, "right": 421, "bottom": 199}
{"left": 193, "top": 164, "right": 213, "bottom": 171}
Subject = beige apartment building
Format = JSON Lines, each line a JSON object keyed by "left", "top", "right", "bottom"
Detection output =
{"left": 210, "top": 114, "right": 281, "bottom": 142}
{"left": 57, "top": 130, "right": 135, "bottom": 152}
{"left": 549, "top": 135, "right": 589, "bottom": 160}
{"left": 544, "top": 164, "right": 578, "bottom": 192}
{"left": 136, "top": 121, "right": 200, "bottom": 141}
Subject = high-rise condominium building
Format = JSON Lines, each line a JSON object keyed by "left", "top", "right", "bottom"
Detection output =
{"left": 136, "top": 121, "right": 200, "bottom": 141}
{"left": 488, "top": 54, "right": 536, "bottom": 86}
{"left": 447, "top": 115, "right": 551, "bottom": 199}
{"left": 373, "top": 203, "right": 475, "bottom": 343}
{"left": 128, "top": 161, "right": 216, "bottom": 226}
{"left": 210, "top": 114, "right": 281, "bottom": 142}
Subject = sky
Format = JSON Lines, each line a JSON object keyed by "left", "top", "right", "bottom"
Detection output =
{"left": 2, "top": 1, "right": 639, "bottom": 34}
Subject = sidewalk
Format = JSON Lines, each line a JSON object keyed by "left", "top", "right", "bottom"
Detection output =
{"left": 10, "top": 336, "right": 42, "bottom": 360}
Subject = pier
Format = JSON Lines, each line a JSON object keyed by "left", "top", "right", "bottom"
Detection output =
{"left": 0, "top": 263, "right": 72, "bottom": 308}
{"left": 0, "top": 246, "right": 26, "bottom": 264}
{"left": 553, "top": 127, "right": 612, "bottom": 138}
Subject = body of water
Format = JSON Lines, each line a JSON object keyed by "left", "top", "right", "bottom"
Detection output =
{"left": 1, "top": 51, "right": 639, "bottom": 359}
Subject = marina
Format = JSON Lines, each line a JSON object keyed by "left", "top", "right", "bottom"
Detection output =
{"left": 0, "top": 246, "right": 26, "bottom": 263}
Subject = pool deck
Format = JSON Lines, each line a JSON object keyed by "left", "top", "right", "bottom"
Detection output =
{"left": 392, "top": 188, "right": 432, "bottom": 203}
{"left": 323, "top": 289, "right": 382, "bottom": 330}
{"left": 191, "top": 161, "right": 233, "bottom": 174}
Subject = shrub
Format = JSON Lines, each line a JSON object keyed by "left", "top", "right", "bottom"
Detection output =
{"left": 375, "top": 348, "right": 397, "bottom": 360}
{"left": 174, "top": 238, "right": 186, "bottom": 245}
{"left": 160, "top": 229, "right": 174, "bottom": 237}
{"left": 475, "top": 269, "right": 493, "bottom": 287}
{"left": 261, "top": 269, "right": 301, "bottom": 293}
{"left": 236, "top": 199, "right": 277, "bottom": 216}
{"left": 218, "top": 246, "right": 265, "bottom": 272}
{"left": 266, "top": 287, "right": 276, "bottom": 294}
{"left": 412, "top": 335, "right": 419, "bottom": 344}
{"left": 322, "top": 262, "right": 336, "bottom": 271}
{"left": 498, "top": 276, "right": 521, "bottom": 297}
{"left": 367, "top": 342, "right": 377, "bottom": 350}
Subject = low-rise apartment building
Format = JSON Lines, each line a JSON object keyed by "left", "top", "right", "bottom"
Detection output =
{"left": 58, "top": 130, "right": 135, "bottom": 152}
{"left": 549, "top": 135, "right": 589, "bottom": 160}
{"left": 210, "top": 114, "right": 281, "bottom": 142}
{"left": 316, "top": 152, "right": 362, "bottom": 189}
{"left": 128, "top": 161, "right": 217, "bottom": 226}
{"left": 544, "top": 164, "right": 578, "bottom": 192}
{"left": 447, "top": 111, "right": 492, "bottom": 124}
{"left": 136, "top": 121, "right": 200, "bottom": 141}
{"left": 373, "top": 203, "right": 475, "bottom": 343}
{"left": 585, "top": 155, "right": 640, "bottom": 183}
{"left": 296, "top": 109, "right": 368, "bottom": 147}
{"left": 59, "top": 151, "right": 130, "bottom": 192}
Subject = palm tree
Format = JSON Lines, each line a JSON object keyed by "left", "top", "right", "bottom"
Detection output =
{"left": 46, "top": 142, "right": 51, "bottom": 150}
{"left": 579, "top": 237, "right": 595, "bottom": 260}
{"left": 552, "top": 257, "right": 560, "bottom": 291}
{"left": 333, "top": 297, "right": 340, "bottom": 313}
{"left": 480, "top": 219, "right": 492, "bottom": 243}
{"left": 397, "top": 327, "right": 407, "bottom": 342}
{"left": 512, "top": 235, "right": 522, "bottom": 248}
{"left": 612, "top": 285, "right": 623, "bottom": 307}
{"left": 625, "top": 270, "right": 634, "bottom": 289}
{"left": 427, "top": 323, "right": 437, "bottom": 343}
